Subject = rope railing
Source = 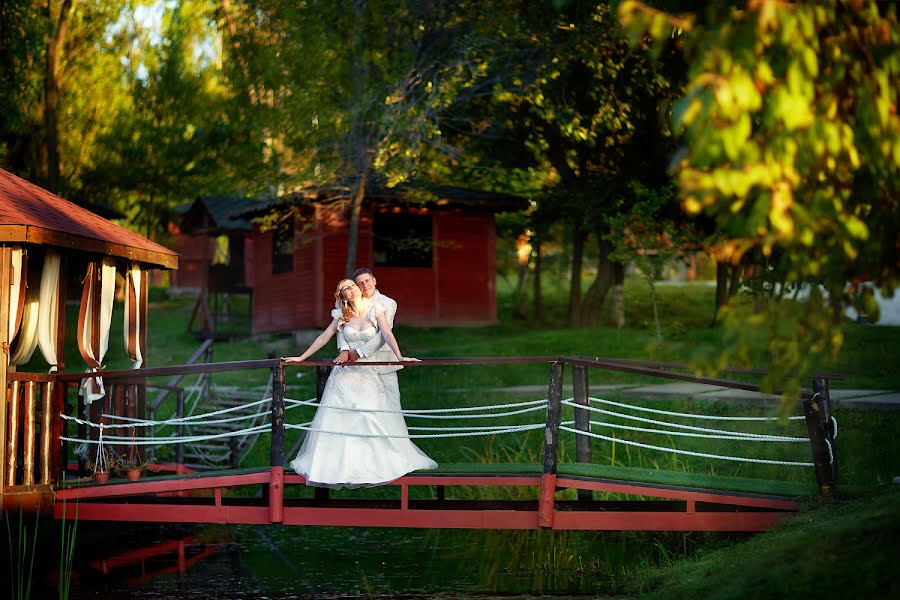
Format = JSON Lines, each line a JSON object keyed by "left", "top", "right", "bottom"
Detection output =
{"left": 48, "top": 354, "right": 838, "bottom": 494}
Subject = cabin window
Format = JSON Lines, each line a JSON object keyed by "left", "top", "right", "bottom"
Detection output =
{"left": 373, "top": 212, "right": 432, "bottom": 268}
{"left": 271, "top": 219, "right": 294, "bottom": 274}
{"left": 212, "top": 235, "right": 230, "bottom": 265}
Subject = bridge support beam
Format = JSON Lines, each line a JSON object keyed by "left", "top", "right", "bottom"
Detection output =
{"left": 269, "top": 362, "right": 285, "bottom": 522}
{"left": 572, "top": 365, "right": 591, "bottom": 501}
{"left": 804, "top": 378, "right": 837, "bottom": 494}
{"left": 539, "top": 361, "right": 564, "bottom": 527}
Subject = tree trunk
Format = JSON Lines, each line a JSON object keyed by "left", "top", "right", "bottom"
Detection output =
{"left": 43, "top": 0, "right": 75, "bottom": 193}
{"left": 532, "top": 222, "right": 544, "bottom": 322}
{"left": 567, "top": 222, "right": 585, "bottom": 327}
{"left": 648, "top": 277, "right": 661, "bottom": 342}
{"left": 580, "top": 237, "right": 614, "bottom": 326}
{"left": 711, "top": 259, "right": 729, "bottom": 327}
{"left": 512, "top": 261, "right": 529, "bottom": 319}
{"left": 344, "top": 0, "right": 370, "bottom": 277}
{"left": 344, "top": 170, "right": 368, "bottom": 277}
{"left": 728, "top": 262, "right": 742, "bottom": 297}
{"left": 609, "top": 261, "right": 625, "bottom": 328}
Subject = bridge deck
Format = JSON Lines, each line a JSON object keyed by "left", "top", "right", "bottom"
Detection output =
{"left": 53, "top": 462, "right": 808, "bottom": 531}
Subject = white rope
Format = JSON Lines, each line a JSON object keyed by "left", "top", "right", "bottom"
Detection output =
{"left": 831, "top": 416, "right": 838, "bottom": 439}
{"left": 286, "top": 397, "right": 547, "bottom": 413}
{"left": 562, "top": 400, "right": 805, "bottom": 440}
{"left": 286, "top": 397, "right": 548, "bottom": 419}
{"left": 585, "top": 396, "right": 805, "bottom": 421}
{"left": 61, "top": 423, "right": 272, "bottom": 446}
{"left": 285, "top": 422, "right": 545, "bottom": 439}
{"left": 583, "top": 420, "right": 809, "bottom": 442}
{"left": 560, "top": 426, "right": 814, "bottom": 467}
{"left": 100, "top": 396, "right": 275, "bottom": 426}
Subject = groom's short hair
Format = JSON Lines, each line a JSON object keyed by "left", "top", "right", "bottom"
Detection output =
{"left": 352, "top": 267, "right": 374, "bottom": 279}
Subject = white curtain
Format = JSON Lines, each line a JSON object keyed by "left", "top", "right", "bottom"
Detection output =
{"left": 78, "top": 258, "right": 117, "bottom": 404}
{"left": 37, "top": 251, "right": 60, "bottom": 372}
{"left": 124, "top": 263, "right": 146, "bottom": 369}
{"left": 9, "top": 251, "right": 40, "bottom": 370}
{"left": 7, "top": 247, "right": 24, "bottom": 341}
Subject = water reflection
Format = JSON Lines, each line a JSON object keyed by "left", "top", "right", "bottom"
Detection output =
{"left": 30, "top": 521, "right": 742, "bottom": 598}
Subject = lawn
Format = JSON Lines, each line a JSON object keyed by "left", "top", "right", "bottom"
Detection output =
{"left": 19, "top": 276, "right": 899, "bottom": 598}
{"left": 20, "top": 276, "right": 897, "bottom": 491}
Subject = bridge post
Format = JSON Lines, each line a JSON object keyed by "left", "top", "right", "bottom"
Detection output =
{"left": 803, "top": 378, "right": 837, "bottom": 494}
{"left": 269, "top": 361, "right": 285, "bottom": 523}
{"left": 539, "top": 361, "right": 564, "bottom": 528}
{"left": 0, "top": 246, "right": 11, "bottom": 503}
{"left": 573, "top": 365, "right": 592, "bottom": 502}
{"left": 175, "top": 388, "right": 185, "bottom": 467}
{"left": 314, "top": 366, "right": 332, "bottom": 502}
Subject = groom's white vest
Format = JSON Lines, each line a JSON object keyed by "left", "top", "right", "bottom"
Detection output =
{"left": 337, "top": 290, "right": 401, "bottom": 374}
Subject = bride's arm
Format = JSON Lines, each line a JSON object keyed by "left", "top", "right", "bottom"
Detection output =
{"left": 375, "top": 311, "right": 419, "bottom": 362}
{"left": 283, "top": 319, "right": 339, "bottom": 364}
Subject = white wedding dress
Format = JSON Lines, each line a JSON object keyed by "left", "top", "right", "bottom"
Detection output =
{"left": 290, "top": 310, "right": 437, "bottom": 488}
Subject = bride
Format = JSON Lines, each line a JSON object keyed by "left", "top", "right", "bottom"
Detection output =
{"left": 284, "top": 278, "right": 437, "bottom": 488}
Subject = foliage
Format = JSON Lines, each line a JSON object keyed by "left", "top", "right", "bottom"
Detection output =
{"left": 5, "top": 507, "right": 39, "bottom": 600}
{"left": 619, "top": 0, "right": 900, "bottom": 398}
{"left": 448, "top": 1, "right": 686, "bottom": 325}
{"left": 58, "top": 499, "right": 78, "bottom": 600}
{"left": 87, "top": 0, "right": 247, "bottom": 240}
{"left": 608, "top": 181, "right": 698, "bottom": 341}
{"left": 626, "top": 487, "right": 900, "bottom": 599}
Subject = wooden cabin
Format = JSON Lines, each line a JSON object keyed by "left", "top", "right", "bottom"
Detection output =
{"left": 233, "top": 181, "right": 528, "bottom": 333}
{"left": 170, "top": 195, "right": 257, "bottom": 293}
{"left": 0, "top": 168, "right": 177, "bottom": 512}
{"left": 170, "top": 196, "right": 259, "bottom": 337}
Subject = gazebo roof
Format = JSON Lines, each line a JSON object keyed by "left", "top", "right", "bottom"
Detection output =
{"left": 0, "top": 169, "right": 178, "bottom": 269}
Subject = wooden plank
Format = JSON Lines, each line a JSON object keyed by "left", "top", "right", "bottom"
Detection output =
{"left": 572, "top": 364, "right": 591, "bottom": 502}
{"left": 0, "top": 225, "right": 178, "bottom": 269}
{"left": 0, "top": 246, "right": 12, "bottom": 499}
{"left": 805, "top": 378, "right": 837, "bottom": 494}
{"left": 554, "top": 477, "right": 799, "bottom": 510}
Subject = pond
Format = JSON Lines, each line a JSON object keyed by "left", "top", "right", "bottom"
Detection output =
{"left": 13, "top": 520, "right": 744, "bottom": 598}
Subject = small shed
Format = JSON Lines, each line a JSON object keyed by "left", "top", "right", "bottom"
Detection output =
{"left": 0, "top": 168, "right": 177, "bottom": 509}
{"left": 239, "top": 181, "right": 528, "bottom": 333}
{"left": 170, "top": 195, "right": 260, "bottom": 337}
{"left": 170, "top": 195, "right": 258, "bottom": 292}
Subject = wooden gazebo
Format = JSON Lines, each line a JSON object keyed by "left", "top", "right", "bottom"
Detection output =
{"left": 0, "top": 168, "right": 177, "bottom": 513}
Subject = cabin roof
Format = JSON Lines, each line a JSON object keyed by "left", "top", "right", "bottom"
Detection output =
{"left": 0, "top": 168, "right": 178, "bottom": 269}
{"left": 235, "top": 178, "right": 530, "bottom": 218}
{"left": 175, "top": 195, "right": 259, "bottom": 234}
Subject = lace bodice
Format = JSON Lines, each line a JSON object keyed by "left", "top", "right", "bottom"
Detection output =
{"left": 341, "top": 325, "right": 378, "bottom": 349}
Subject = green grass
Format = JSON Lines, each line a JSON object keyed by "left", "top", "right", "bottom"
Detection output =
{"left": 16, "top": 276, "right": 899, "bottom": 597}
{"left": 625, "top": 487, "right": 900, "bottom": 600}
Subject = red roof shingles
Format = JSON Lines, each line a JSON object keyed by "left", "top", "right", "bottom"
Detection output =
{"left": 0, "top": 169, "right": 177, "bottom": 268}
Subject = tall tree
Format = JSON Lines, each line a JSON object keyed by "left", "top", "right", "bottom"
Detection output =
{"left": 223, "top": 0, "right": 498, "bottom": 275}
{"left": 621, "top": 0, "right": 900, "bottom": 396}
{"left": 447, "top": 2, "right": 684, "bottom": 326}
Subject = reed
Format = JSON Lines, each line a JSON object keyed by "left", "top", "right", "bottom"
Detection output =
{"left": 58, "top": 498, "right": 78, "bottom": 600}
{"left": 5, "top": 507, "right": 39, "bottom": 600}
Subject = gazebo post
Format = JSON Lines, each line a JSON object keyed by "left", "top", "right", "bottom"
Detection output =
{"left": 0, "top": 247, "right": 12, "bottom": 502}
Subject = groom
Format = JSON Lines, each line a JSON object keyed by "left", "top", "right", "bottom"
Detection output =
{"left": 334, "top": 267, "right": 402, "bottom": 404}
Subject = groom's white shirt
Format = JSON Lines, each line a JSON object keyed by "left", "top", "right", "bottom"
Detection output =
{"left": 336, "top": 290, "right": 401, "bottom": 374}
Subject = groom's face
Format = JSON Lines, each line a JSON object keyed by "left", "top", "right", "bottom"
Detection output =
{"left": 355, "top": 273, "right": 377, "bottom": 299}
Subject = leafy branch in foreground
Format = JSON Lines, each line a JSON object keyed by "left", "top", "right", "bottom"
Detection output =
{"left": 619, "top": 0, "right": 900, "bottom": 397}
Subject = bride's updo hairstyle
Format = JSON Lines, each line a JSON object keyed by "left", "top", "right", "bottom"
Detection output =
{"left": 334, "top": 279, "right": 356, "bottom": 324}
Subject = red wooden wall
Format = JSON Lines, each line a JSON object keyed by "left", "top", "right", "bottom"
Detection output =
{"left": 246, "top": 205, "right": 498, "bottom": 333}
{"left": 170, "top": 233, "right": 209, "bottom": 290}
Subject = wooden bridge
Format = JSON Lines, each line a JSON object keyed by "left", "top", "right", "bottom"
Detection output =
{"left": 2, "top": 356, "right": 839, "bottom": 532}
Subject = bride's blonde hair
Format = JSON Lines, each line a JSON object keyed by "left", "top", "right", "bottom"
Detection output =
{"left": 334, "top": 279, "right": 356, "bottom": 324}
